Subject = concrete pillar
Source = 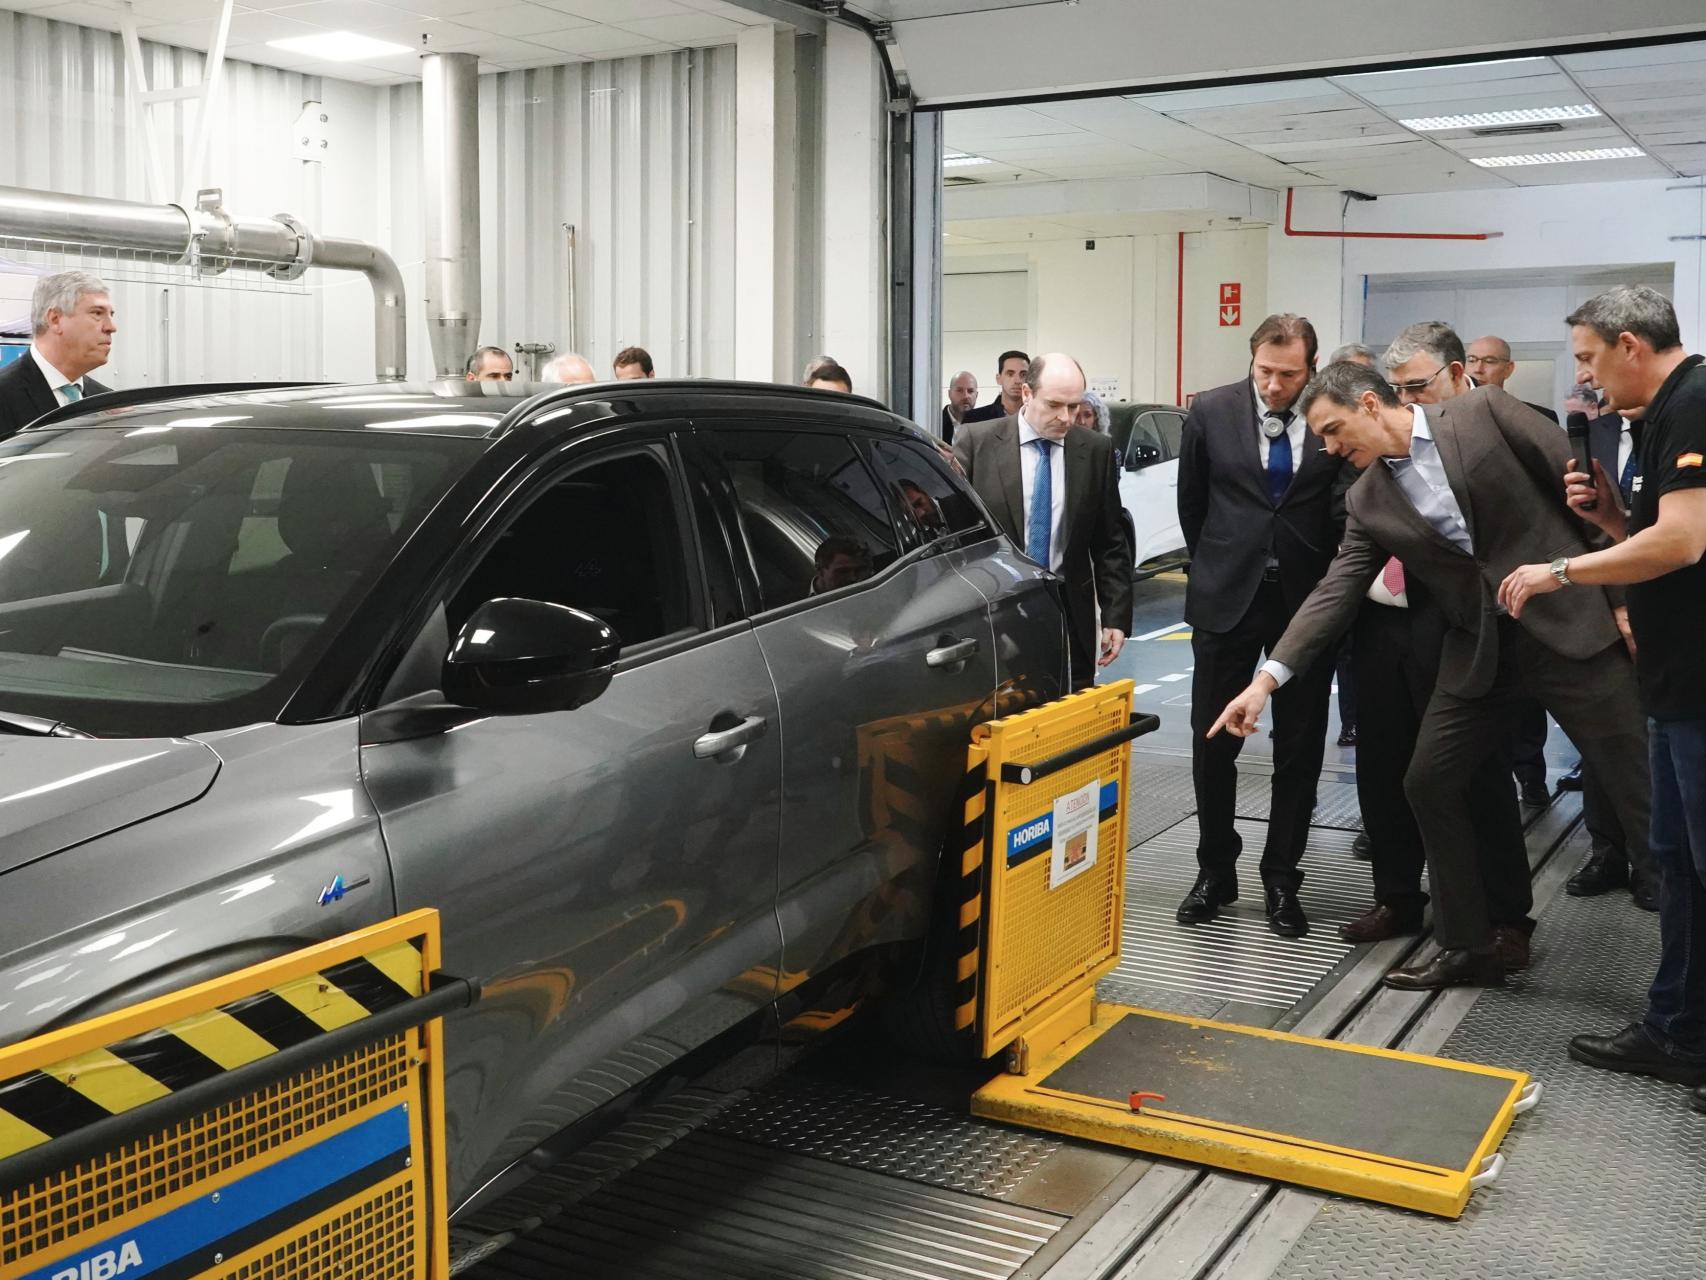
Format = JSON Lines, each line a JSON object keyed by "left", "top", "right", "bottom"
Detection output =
{"left": 734, "top": 25, "right": 798, "bottom": 383}
{"left": 820, "top": 22, "right": 888, "bottom": 404}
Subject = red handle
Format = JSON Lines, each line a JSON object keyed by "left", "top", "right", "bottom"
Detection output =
{"left": 1129, "top": 1091, "right": 1166, "bottom": 1112}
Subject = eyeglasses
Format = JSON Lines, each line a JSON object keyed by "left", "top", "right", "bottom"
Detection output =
{"left": 1387, "top": 365, "right": 1449, "bottom": 396}
{"left": 1464, "top": 354, "right": 1511, "bottom": 367}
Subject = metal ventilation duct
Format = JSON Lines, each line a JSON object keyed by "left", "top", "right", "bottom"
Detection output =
{"left": 0, "top": 183, "right": 407, "bottom": 380}
{"left": 421, "top": 53, "right": 482, "bottom": 380}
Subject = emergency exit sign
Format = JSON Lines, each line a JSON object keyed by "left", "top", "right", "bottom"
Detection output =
{"left": 1219, "top": 282, "right": 1241, "bottom": 326}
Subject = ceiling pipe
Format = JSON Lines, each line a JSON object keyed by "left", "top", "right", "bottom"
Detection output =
{"left": 421, "top": 52, "right": 482, "bottom": 380}
{"left": 0, "top": 183, "right": 407, "bottom": 380}
{"left": 1284, "top": 188, "right": 1499, "bottom": 241}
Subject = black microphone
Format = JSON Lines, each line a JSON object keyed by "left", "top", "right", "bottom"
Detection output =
{"left": 1565, "top": 413, "right": 1596, "bottom": 511}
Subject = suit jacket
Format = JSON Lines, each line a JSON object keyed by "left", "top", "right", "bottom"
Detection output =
{"left": 941, "top": 405, "right": 960, "bottom": 445}
{"left": 1521, "top": 398, "right": 1559, "bottom": 425}
{"left": 1567, "top": 410, "right": 1637, "bottom": 510}
{"left": 1176, "top": 378, "right": 1348, "bottom": 633}
{"left": 1271, "top": 387, "right": 1622, "bottom": 699}
{"left": 954, "top": 415, "right": 1133, "bottom": 669}
{"left": 0, "top": 353, "right": 113, "bottom": 441}
{"left": 962, "top": 398, "right": 1015, "bottom": 426}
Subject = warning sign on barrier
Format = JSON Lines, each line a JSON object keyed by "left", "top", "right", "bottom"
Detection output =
{"left": 0, "top": 910, "right": 468, "bottom": 1280}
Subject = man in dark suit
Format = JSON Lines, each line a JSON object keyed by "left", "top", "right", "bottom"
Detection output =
{"left": 954, "top": 352, "right": 1131, "bottom": 688}
{"left": 961, "top": 349, "right": 1028, "bottom": 425}
{"left": 941, "top": 369, "right": 977, "bottom": 445}
{"left": 1211, "top": 363, "right": 1651, "bottom": 990}
{"left": 0, "top": 270, "right": 116, "bottom": 441}
{"left": 1466, "top": 334, "right": 1559, "bottom": 424}
{"left": 1175, "top": 313, "right": 1345, "bottom": 938}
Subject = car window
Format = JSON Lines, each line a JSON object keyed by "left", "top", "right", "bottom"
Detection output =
{"left": 448, "top": 449, "right": 696, "bottom": 650}
{"left": 706, "top": 428, "right": 899, "bottom": 611}
{"left": 1140, "top": 411, "right": 1185, "bottom": 461}
{"left": 864, "top": 438, "right": 988, "bottom": 549}
{"left": 0, "top": 426, "right": 475, "bottom": 736}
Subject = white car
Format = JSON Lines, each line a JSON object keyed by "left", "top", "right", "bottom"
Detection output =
{"left": 1111, "top": 403, "right": 1188, "bottom": 577}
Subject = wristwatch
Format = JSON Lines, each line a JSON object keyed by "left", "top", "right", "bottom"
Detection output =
{"left": 1549, "top": 556, "right": 1573, "bottom": 587}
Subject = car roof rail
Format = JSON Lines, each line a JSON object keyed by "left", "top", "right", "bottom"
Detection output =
{"left": 22, "top": 381, "right": 331, "bottom": 432}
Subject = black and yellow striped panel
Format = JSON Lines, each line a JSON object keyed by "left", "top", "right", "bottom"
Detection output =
{"left": 953, "top": 750, "right": 991, "bottom": 1033}
{"left": 0, "top": 938, "right": 424, "bottom": 1161}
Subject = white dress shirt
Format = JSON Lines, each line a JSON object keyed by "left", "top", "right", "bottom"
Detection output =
{"left": 1252, "top": 379, "right": 1306, "bottom": 474}
{"left": 29, "top": 344, "right": 93, "bottom": 408}
{"left": 1261, "top": 405, "right": 1463, "bottom": 688}
{"left": 1017, "top": 407, "right": 1067, "bottom": 573}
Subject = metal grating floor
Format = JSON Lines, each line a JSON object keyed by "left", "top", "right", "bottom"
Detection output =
{"left": 1237, "top": 774, "right": 1365, "bottom": 831}
{"left": 1269, "top": 886, "right": 1706, "bottom": 1280}
{"left": 463, "top": 1129, "right": 1067, "bottom": 1280}
{"left": 1101, "top": 817, "right": 1373, "bottom": 1011}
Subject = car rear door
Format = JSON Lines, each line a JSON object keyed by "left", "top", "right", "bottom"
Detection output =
{"left": 359, "top": 427, "right": 783, "bottom": 1201}
{"left": 1122, "top": 408, "right": 1188, "bottom": 565}
{"left": 686, "top": 420, "right": 999, "bottom": 988}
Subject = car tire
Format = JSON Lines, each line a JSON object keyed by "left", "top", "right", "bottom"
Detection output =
{"left": 881, "top": 847, "right": 981, "bottom": 1064}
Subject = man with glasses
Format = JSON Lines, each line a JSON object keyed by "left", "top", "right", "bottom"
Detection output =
{"left": 1467, "top": 335, "right": 1561, "bottom": 425}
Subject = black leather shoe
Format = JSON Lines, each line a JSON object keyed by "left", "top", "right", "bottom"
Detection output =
{"left": 1383, "top": 948, "right": 1504, "bottom": 991}
{"left": 1264, "top": 885, "right": 1309, "bottom": 937}
{"left": 1569, "top": 1022, "right": 1706, "bottom": 1084}
{"left": 1176, "top": 875, "right": 1238, "bottom": 925}
{"left": 1339, "top": 903, "right": 1422, "bottom": 944}
{"left": 1493, "top": 925, "right": 1530, "bottom": 972}
{"left": 1566, "top": 852, "right": 1629, "bottom": 897}
{"left": 1337, "top": 725, "right": 1357, "bottom": 747}
{"left": 1350, "top": 831, "right": 1372, "bottom": 861}
{"left": 1557, "top": 763, "right": 1584, "bottom": 792}
{"left": 1519, "top": 780, "right": 1552, "bottom": 808}
{"left": 1693, "top": 1085, "right": 1706, "bottom": 1115}
{"left": 1631, "top": 873, "right": 1661, "bottom": 913}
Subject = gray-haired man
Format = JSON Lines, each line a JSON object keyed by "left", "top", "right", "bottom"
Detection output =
{"left": 0, "top": 270, "right": 116, "bottom": 440}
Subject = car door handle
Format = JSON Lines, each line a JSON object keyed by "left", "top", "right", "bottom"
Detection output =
{"left": 693, "top": 715, "right": 768, "bottom": 760}
{"left": 926, "top": 637, "right": 981, "bottom": 668}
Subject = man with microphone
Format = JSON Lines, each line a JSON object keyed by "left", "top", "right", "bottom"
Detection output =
{"left": 1500, "top": 286, "right": 1706, "bottom": 1102}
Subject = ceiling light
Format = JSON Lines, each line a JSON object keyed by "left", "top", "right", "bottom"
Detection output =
{"left": 268, "top": 32, "right": 413, "bottom": 62}
{"left": 1401, "top": 104, "right": 1599, "bottom": 131}
{"left": 943, "top": 151, "right": 992, "bottom": 168}
{"left": 1471, "top": 146, "right": 1645, "bottom": 168}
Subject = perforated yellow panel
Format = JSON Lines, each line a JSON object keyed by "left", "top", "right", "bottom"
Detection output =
{"left": 213, "top": 1178, "right": 419, "bottom": 1279}
{"left": 976, "top": 681, "right": 1133, "bottom": 1058}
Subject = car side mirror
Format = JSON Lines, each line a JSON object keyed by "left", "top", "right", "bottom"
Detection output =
{"left": 443, "top": 598, "right": 620, "bottom": 714}
{"left": 1126, "top": 442, "right": 1161, "bottom": 471}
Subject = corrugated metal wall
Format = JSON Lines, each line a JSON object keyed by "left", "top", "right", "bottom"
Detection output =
{"left": 0, "top": 10, "right": 325, "bottom": 386}
{"left": 382, "top": 47, "right": 739, "bottom": 381}
{"left": 1, "top": 11, "right": 743, "bottom": 387}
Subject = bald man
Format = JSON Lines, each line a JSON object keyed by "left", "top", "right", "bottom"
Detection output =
{"left": 1467, "top": 335, "right": 1559, "bottom": 424}
{"left": 942, "top": 370, "right": 978, "bottom": 445}
{"left": 542, "top": 352, "right": 596, "bottom": 385}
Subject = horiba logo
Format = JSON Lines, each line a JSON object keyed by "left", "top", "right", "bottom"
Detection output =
{"left": 52, "top": 1240, "right": 142, "bottom": 1280}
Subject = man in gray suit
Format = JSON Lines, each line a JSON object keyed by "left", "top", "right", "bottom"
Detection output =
{"left": 954, "top": 352, "right": 1132, "bottom": 689}
{"left": 1210, "top": 360, "right": 1650, "bottom": 990}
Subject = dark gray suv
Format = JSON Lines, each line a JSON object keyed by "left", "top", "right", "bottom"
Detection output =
{"left": 0, "top": 380, "right": 1066, "bottom": 1209}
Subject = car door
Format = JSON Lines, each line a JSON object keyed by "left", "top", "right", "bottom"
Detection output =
{"left": 688, "top": 422, "right": 998, "bottom": 990}
{"left": 359, "top": 431, "right": 783, "bottom": 1201}
{"left": 1121, "top": 408, "right": 1188, "bottom": 565}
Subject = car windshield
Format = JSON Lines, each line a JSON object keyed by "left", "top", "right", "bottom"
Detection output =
{"left": 0, "top": 424, "right": 479, "bottom": 736}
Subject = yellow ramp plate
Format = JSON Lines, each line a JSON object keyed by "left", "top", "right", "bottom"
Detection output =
{"left": 972, "top": 1006, "right": 1534, "bottom": 1219}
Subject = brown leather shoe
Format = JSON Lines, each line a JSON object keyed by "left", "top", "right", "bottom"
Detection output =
{"left": 1493, "top": 925, "right": 1530, "bottom": 972}
{"left": 1382, "top": 948, "right": 1505, "bottom": 991}
{"left": 1339, "top": 903, "right": 1423, "bottom": 944}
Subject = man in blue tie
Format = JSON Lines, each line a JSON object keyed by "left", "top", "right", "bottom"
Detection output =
{"left": 953, "top": 352, "right": 1132, "bottom": 692}
{"left": 1175, "top": 314, "right": 1347, "bottom": 938}
{"left": 0, "top": 270, "right": 117, "bottom": 441}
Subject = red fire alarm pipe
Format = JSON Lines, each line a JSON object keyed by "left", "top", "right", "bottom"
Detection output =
{"left": 1175, "top": 231, "right": 1185, "bottom": 405}
{"left": 1284, "top": 188, "right": 1497, "bottom": 241}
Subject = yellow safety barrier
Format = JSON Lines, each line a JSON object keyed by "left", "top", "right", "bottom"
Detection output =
{"left": 0, "top": 909, "right": 470, "bottom": 1280}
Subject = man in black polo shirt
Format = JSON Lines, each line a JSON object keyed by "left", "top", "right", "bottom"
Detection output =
{"left": 1498, "top": 285, "right": 1706, "bottom": 1109}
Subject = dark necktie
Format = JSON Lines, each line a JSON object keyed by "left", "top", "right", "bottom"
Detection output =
{"left": 1619, "top": 448, "right": 1637, "bottom": 508}
{"left": 1266, "top": 416, "right": 1293, "bottom": 506}
{"left": 1027, "top": 438, "right": 1054, "bottom": 566}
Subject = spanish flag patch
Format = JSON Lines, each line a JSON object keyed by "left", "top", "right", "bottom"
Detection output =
{"left": 1679, "top": 452, "right": 1705, "bottom": 469}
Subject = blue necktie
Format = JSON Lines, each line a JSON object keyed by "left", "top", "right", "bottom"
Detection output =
{"left": 1619, "top": 450, "right": 1636, "bottom": 508}
{"left": 1266, "top": 419, "right": 1293, "bottom": 506}
{"left": 1027, "top": 438, "right": 1053, "bottom": 567}
{"left": 61, "top": 382, "right": 81, "bottom": 402}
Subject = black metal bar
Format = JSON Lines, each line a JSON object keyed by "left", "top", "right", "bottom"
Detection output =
{"left": 0, "top": 971, "right": 479, "bottom": 1195}
{"left": 1000, "top": 713, "right": 1161, "bottom": 785}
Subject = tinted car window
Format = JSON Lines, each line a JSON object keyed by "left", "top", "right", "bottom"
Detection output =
{"left": 865, "top": 438, "right": 987, "bottom": 549}
{"left": 449, "top": 450, "right": 695, "bottom": 649}
{"left": 0, "top": 426, "right": 474, "bottom": 735}
{"left": 1145, "top": 411, "right": 1185, "bottom": 460}
{"left": 708, "top": 428, "right": 899, "bottom": 611}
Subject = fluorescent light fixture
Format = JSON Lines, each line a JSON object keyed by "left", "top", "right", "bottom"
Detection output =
{"left": 1471, "top": 146, "right": 1644, "bottom": 168}
{"left": 1401, "top": 104, "right": 1599, "bottom": 131}
{"left": 267, "top": 32, "right": 413, "bottom": 62}
{"left": 943, "top": 151, "right": 993, "bottom": 168}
